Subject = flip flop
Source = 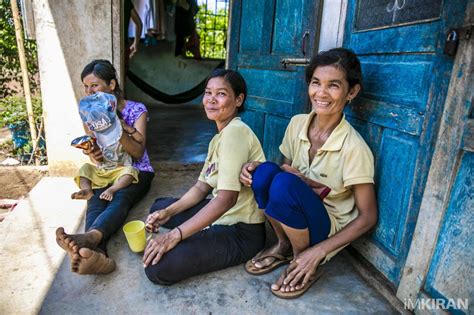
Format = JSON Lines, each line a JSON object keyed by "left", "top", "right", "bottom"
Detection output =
{"left": 271, "top": 267, "right": 324, "bottom": 299}
{"left": 244, "top": 252, "right": 293, "bottom": 275}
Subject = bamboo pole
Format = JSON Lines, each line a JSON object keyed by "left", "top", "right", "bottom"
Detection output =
{"left": 10, "top": 0, "right": 39, "bottom": 165}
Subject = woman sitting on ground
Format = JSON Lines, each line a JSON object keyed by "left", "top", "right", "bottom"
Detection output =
{"left": 240, "top": 48, "right": 378, "bottom": 299}
{"left": 143, "top": 69, "right": 266, "bottom": 284}
{"left": 56, "top": 59, "right": 155, "bottom": 275}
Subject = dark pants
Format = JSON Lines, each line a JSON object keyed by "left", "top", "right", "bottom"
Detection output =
{"left": 144, "top": 197, "right": 265, "bottom": 285}
{"left": 252, "top": 162, "right": 331, "bottom": 246}
{"left": 86, "top": 171, "right": 154, "bottom": 252}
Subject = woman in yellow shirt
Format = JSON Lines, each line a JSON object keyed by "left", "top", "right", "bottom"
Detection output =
{"left": 143, "top": 69, "right": 266, "bottom": 284}
{"left": 240, "top": 48, "right": 378, "bottom": 299}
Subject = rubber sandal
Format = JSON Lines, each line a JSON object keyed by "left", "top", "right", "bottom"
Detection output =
{"left": 271, "top": 267, "right": 324, "bottom": 299}
{"left": 245, "top": 252, "right": 293, "bottom": 275}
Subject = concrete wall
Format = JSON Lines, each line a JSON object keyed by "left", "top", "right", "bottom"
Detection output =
{"left": 32, "top": 0, "right": 121, "bottom": 176}
{"left": 126, "top": 40, "right": 221, "bottom": 106}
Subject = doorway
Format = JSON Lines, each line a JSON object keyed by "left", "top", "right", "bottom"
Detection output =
{"left": 123, "top": 0, "right": 230, "bottom": 164}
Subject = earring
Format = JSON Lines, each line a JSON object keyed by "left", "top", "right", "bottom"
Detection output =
{"left": 347, "top": 98, "right": 352, "bottom": 104}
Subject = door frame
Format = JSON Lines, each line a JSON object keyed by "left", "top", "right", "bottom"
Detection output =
{"left": 318, "top": 0, "right": 348, "bottom": 52}
{"left": 396, "top": 2, "right": 473, "bottom": 307}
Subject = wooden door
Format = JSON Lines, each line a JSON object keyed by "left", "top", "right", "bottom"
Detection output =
{"left": 343, "top": 0, "right": 468, "bottom": 285}
{"left": 228, "top": 0, "right": 322, "bottom": 161}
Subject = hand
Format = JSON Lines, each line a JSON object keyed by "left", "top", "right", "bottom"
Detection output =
{"left": 129, "top": 41, "right": 138, "bottom": 59}
{"left": 120, "top": 120, "right": 134, "bottom": 134}
{"left": 272, "top": 246, "right": 326, "bottom": 292}
{"left": 82, "top": 141, "right": 103, "bottom": 162}
{"left": 145, "top": 209, "right": 172, "bottom": 233}
{"left": 239, "top": 161, "right": 262, "bottom": 187}
{"left": 280, "top": 164, "right": 303, "bottom": 177}
{"left": 280, "top": 164, "right": 330, "bottom": 198}
{"left": 143, "top": 229, "right": 181, "bottom": 267}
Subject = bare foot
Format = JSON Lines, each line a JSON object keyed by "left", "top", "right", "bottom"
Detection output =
{"left": 72, "top": 248, "right": 116, "bottom": 275}
{"left": 251, "top": 242, "right": 292, "bottom": 270}
{"left": 71, "top": 189, "right": 94, "bottom": 200}
{"left": 99, "top": 187, "right": 116, "bottom": 201}
{"left": 55, "top": 227, "right": 101, "bottom": 255}
{"left": 271, "top": 267, "right": 295, "bottom": 293}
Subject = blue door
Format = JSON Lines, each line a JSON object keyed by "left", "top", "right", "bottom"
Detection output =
{"left": 228, "top": 0, "right": 322, "bottom": 161}
{"left": 343, "top": 0, "right": 468, "bottom": 285}
{"left": 422, "top": 112, "right": 473, "bottom": 313}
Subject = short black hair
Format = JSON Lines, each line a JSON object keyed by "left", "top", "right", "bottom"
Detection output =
{"left": 205, "top": 69, "right": 247, "bottom": 113}
{"left": 81, "top": 59, "right": 122, "bottom": 101}
{"left": 305, "top": 48, "right": 363, "bottom": 90}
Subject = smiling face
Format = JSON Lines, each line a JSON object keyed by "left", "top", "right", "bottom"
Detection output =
{"left": 203, "top": 77, "right": 243, "bottom": 130}
{"left": 308, "top": 65, "right": 360, "bottom": 118}
{"left": 82, "top": 73, "right": 116, "bottom": 96}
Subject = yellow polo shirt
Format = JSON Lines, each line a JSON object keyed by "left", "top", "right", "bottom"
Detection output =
{"left": 199, "top": 117, "right": 266, "bottom": 226}
{"left": 279, "top": 111, "right": 374, "bottom": 260}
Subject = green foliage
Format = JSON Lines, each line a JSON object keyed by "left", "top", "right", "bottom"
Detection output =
{"left": 195, "top": 6, "right": 227, "bottom": 60}
{"left": 0, "top": 96, "right": 46, "bottom": 164}
{"left": 0, "top": 0, "right": 39, "bottom": 97}
{"left": 0, "top": 95, "right": 42, "bottom": 127}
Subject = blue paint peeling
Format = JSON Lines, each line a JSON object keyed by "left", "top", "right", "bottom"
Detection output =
{"left": 343, "top": 0, "right": 468, "bottom": 285}
{"left": 230, "top": 0, "right": 470, "bottom": 298}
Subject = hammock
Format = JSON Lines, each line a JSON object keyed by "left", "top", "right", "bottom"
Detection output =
{"left": 127, "top": 61, "right": 225, "bottom": 104}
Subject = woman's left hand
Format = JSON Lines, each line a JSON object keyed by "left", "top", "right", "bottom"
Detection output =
{"left": 143, "top": 229, "right": 181, "bottom": 267}
{"left": 272, "top": 246, "right": 326, "bottom": 292}
{"left": 120, "top": 119, "right": 134, "bottom": 134}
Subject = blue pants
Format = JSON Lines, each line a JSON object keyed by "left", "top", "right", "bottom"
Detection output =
{"left": 144, "top": 197, "right": 265, "bottom": 285}
{"left": 86, "top": 171, "right": 154, "bottom": 252}
{"left": 252, "top": 162, "right": 330, "bottom": 245}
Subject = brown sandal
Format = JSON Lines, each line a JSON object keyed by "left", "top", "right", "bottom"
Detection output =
{"left": 245, "top": 252, "right": 293, "bottom": 275}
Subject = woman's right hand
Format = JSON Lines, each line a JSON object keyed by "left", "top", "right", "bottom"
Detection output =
{"left": 240, "top": 161, "right": 262, "bottom": 187}
{"left": 145, "top": 208, "right": 172, "bottom": 233}
{"left": 82, "top": 141, "right": 104, "bottom": 162}
{"left": 281, "top": 164, "right": 330, "bottom": 198}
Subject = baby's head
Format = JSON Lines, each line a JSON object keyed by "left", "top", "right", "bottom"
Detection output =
{"left": 78, "top": 92, "right": 122, "bottom": 147}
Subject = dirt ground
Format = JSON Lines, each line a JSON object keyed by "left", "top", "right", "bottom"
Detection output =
{"left": 0, "top": 166, "right": 48, "bottom": 199}
{"left": 0, "top": 127, "right": 48, "bottom": 200}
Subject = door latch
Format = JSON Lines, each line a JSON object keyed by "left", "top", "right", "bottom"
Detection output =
{"left": 280, "top": 58, "right": 310, "bottom": 68}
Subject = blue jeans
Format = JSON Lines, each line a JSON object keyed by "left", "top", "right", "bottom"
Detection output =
{"left": 252, "top": 162, "right": 331, "bottom": 245}
{"left": 86, "top": 170, "right": 154, "bottom": 253}
{"left": 144, "top": 197, "right": 265, "bottom": 285}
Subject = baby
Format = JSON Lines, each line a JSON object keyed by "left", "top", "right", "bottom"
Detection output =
{"left": 71, "top": 92, "right": 141, "bottom": 201}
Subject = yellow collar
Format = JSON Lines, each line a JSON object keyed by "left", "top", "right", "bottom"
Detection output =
{"left": 298, "top": 112, "right": 350, "bottom": 152}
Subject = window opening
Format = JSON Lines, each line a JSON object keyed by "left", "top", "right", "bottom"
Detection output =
{"left": 190, "top": 0, "right": 229, "bottom": 60}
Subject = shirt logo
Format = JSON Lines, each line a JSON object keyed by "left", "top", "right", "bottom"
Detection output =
{"left": 320, "top": 173, "right": 328, "bottom": 177}
{"left": 205, "top": 163, "right": 216, "bottom": 177}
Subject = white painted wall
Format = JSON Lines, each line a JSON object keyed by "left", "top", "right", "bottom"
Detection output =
{"left": 32, "top": 0, "right": 121, "bottom": 176}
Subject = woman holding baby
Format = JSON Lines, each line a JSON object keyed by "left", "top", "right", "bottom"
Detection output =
{"left": 56, "top": 60, "right": 154, "bottom": 274}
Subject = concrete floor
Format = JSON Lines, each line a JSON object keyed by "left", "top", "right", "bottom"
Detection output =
{"left": 146, "top": 104, "right": 215, "bottom": 164}
{"left": 1, "top": 105, "right": 398, "bottom": 314}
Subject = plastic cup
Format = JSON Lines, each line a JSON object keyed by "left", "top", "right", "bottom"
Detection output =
{"left": 123, "top": 220, "right": 148, "bottom": 252}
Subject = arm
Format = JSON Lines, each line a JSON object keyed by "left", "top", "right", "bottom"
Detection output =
{"left": 143, "top": 188, "right": 239, "bottom": 267}
{"left": 283, "top": 183, "right": 377, "bottom": 288}
{"left": 145, "top": 180, "right": 212, "bottom": 232}
{"left": 129, "top": 7, "right": 142, "bottom": 59}
{"left": 120, "top": 111, "right": 147, "bottom": 160}
{"left": 121, "top": 121, "right": 144, "bottom": 143}
{"left": 239, "top": 157, "right": 291, "bottom": 187}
